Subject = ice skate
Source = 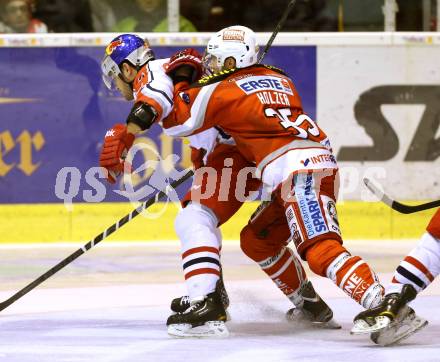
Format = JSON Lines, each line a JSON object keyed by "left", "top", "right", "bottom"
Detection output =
{"left": 170, "top": 295, "right": 191, "bottom": 314}
{"left": 167, "top": 290, "right": 229, "bottom": 338}
{"left": 370, "top": 306, "right": 428, "bottom": 346}
{"left": 351, "top": 284, "right": 427, "bottom": 344}
{"left": 170, "top": 275, "right": 229, "bottom": 313}
{"left": 286, "top": 281, "right": 341, "bottom": 329}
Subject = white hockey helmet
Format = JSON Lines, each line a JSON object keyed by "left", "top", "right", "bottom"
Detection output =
{"left": 204, "top": 25, "right": 259, "bottom": 73}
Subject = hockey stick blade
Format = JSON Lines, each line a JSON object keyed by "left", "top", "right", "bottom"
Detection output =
{"left": 364, "top": 177, "right": 440, "bottom": 214}
{"left": 0, "top": 169, "right": 194, "bottom": 312}
{"left": 363, "top": 178, "right": 393, "bottom": 207}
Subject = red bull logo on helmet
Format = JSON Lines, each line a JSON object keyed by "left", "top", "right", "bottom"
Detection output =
{"left": 105, "top": 39, "right": 124, "bottom": 56}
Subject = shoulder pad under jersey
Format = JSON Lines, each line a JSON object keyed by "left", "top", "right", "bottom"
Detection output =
{"left": 260, "top": 64, "right": 287, "bottom": 76}
{"left": 192, "top": 64, "right": 288, "bottom": 88}
{"left": 192, "top": 68, "right": 239, "bottom": 88}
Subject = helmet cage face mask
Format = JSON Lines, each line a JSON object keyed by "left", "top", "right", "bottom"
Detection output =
{"left": 101, "top": 35, "right": 155, "bottom": 90}
{"left": 204, "top": 26, "right": 259, "bottom": 73}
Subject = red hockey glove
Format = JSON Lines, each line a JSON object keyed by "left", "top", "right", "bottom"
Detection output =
{"left": 99, "top": 123, "right": 135, "bottom": 184}
{"left": 165, "top": 48, "right": 203, "bottom": 84}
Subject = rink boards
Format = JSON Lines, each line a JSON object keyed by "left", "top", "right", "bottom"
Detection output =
{"left": 0, "top": 201, "right": 436, "bottom": 243}
{"left": 0, "top": 33, "right": 438, "bottom": 242}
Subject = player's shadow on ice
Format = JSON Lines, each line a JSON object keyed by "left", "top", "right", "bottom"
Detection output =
{"left": 2, "top": 318, "right": 163, "bottom": 332}
{"left": 229, "top": 321, "right": 341, "bottom": 337}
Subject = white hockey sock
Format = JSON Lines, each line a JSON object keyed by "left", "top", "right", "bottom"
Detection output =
{"left": 387, "top": 232, "right": 440, "bottom": 295}
{"left": 175, "top": 203, "right": 221, "bottom": 301}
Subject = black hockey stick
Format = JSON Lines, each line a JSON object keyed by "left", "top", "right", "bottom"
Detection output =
{"left": 258, "top": 0, "right": 297, "bottom": 64}
{"left": 0, "top": 169, "right": 194, "bottom": 312}
{"left": 363, "top": 177, "right": 440, "bottom": 214}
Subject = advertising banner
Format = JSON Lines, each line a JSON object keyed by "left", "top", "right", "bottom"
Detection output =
{"left": 318, "top": 46, "right": 440, "bottom": 200}
{"left": 0, "top": 45, "right": 316, "bottom": 204}
{"left": 1, "top": 41, "right": 439, "bottom": 204}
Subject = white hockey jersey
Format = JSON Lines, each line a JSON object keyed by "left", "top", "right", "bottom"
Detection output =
{"left": 133, "top": 58, "right": 230, "bottom": 161}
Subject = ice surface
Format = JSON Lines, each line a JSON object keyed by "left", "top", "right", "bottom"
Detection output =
{"left": 0, "top": 241, "right": 438, "bottom": 362}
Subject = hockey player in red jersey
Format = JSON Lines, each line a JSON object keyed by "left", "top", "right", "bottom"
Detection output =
{"left": 351, "top": 209, "right": 439, "bottom": 345}
{"left": 163, "top": 25, "right": 387, "bottom": 324}
{"left": 99, "top": 33, "right": 337, "bottom": 338}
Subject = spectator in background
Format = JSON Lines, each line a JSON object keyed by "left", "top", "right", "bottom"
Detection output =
{"left": 180, "top": 0, "right": 213, "bottom": 31}
{"left": 287, "top": 0, "right": 337, "bottom": 31}
{"left": 333, "top": 0, "right": 383, "bottom": 31}
{"left": 34, "top": 0, "right": 93, "bottom": 32}
{"left": 0, "top": 0, "right": 48, "bottom": 33}
{"left": 112, "top": 0, "right": 197, "bottom": 32}
{"left": 89, "top": 0, "right": 116, "bottom": 32}
{"left": 202, "top": 0, "right": 242, "bottom": 31}
{"left": 242, "top": 0, "right": 337, "bottom": 32}
{"left": 200, "top": 0, "right": 336, "bottom": 32}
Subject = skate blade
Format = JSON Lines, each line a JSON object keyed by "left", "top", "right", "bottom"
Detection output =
{"left": 167, "top": 321, "right": 229, "bottom": 338}
{"left": 351, "top": 316, "right": 391, "bottom": 335}
{"left": 372, "top": 315, "right": 428, "bottom": 346}
{"left": 286, "top": 310, "right": 341, "bottom": 330}
{"left": 171, "top": 309, "right": 231, "bottom": 321}
{"left": 317, "top": 318, "right": 342, "bottom": 330}
{"left": 300, "top": 318, "right": 342, "bottom": 330}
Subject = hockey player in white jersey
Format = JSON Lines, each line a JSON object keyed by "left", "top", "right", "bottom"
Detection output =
{"left": 99, "top": 34, "right": 235, "bottom": 336}
{"left": 351, "top": 209, "right": 440, "bottom": 345}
